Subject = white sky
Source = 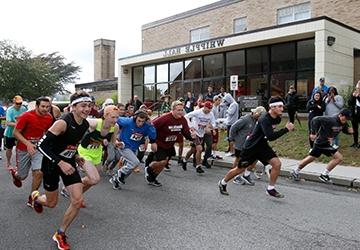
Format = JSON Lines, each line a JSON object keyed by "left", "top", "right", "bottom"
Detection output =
{"left": 0, "top": 0, "right": 217, "bottom": 89}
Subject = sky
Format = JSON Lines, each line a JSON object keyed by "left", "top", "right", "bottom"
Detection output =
{"left": 0, "top": 0, "right": 217, "bottom": 89}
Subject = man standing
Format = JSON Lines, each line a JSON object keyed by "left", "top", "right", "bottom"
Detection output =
{"left": 348, "top": 80, "right": 360, "bottom": 148}
{"left": 32, "top": 91, "right": 91, "bottom": 250}
{"left": 11, "top": 97, "right": 52, "bottom": 208}
{"left": 218, "top": 97, "right": 294, "bottom": 198}
{"left": 4, "top": 95, "right": 27, "bottom": 169}
{"left": 223, "top": 93, "right": 239, "bottom": 157}
{"left": 291, "top": 109, "right": 353, "bottom": 183}
{"left": 184, "top": 101, "right": 216, "bottom": 173}
{"left": 312, "top": 77, "right": 329, "bottom": 97}
{"left": 145, "top": 100, "right": 193, "bottom": 186}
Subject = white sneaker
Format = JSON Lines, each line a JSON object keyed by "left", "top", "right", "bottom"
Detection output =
{"left": 225, "top": 152, "right": 234, "bottom": 157}
{"left": 332, "top": 144, "right": 339, "bottom": 149}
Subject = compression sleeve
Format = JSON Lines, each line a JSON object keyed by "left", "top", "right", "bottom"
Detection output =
{"left": 37, "top": 131, "right": 62, "bottom": 165}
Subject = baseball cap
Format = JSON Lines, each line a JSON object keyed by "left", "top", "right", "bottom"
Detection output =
{"left": 13, "top": 95, "right": 23, "bottom": 103}
{"left": 251, "top": 106, "right": 266, "bottom": 114}
{"left": 339, "top": 109, "right": 351, "bottom": 119}
{"left": 203, "top": 101, "right": 213, "bottom": 109}
{"left": 319, "top": 77, "right": 325, "bottom": 82}
{"left": 103, "top": 98, "right": 114, "bottom": 106}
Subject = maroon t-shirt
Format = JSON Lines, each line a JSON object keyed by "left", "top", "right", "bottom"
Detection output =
{"left": 152, "top": 112, "right": 191, "bottom": 149}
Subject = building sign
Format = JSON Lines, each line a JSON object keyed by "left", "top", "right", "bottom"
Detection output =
{"left": 163, "top": 38, "right": 225, "bottom": 57}
{"left": 239, "top": 96, "right": 262, "bottom": 109}
{"left": 230, "top": 75, "right": 238, "bottom": 91}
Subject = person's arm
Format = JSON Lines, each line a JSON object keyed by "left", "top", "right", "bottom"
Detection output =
{"left": 260, "top": 118, "right": 290, "bottom": 141}
{"left": 333, "top": 95, "right": 344, "bottom": 109}
{"left": 229, "top": 119, "right": 245, "bottom": 141}
{"left": 5, "top": 109, "right": 16, "bottom": 127}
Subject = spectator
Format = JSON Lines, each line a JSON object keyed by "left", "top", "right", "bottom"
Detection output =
{"left": 348, "top": 80, "right": 360, "bottom": 148}
{"left": 195, "top": 94, "right": 205, "bottom": 110}
{"left": 223, "top": 93, "right": 239, "bottom": 156}
{"left": 324, "top": 86, "right": 344, "bottom": 148}
{"left": 204, "top": 86, "right": 215, "bottom": 101}
{"left": 312, "top": 77, "right": 329, "bottom": 97}
{"left": 184, "top": 92, "right": 196, "bottom": 113}
{"left": 0, "top": 104, "right": 6, "bottom": 158}
{"left": 306, "top": 91, "right": 326, "bottom": 148}
{"left": 133, "top": 95, "right": 143, "bottom": 111}
{"left": 219, "top": 87, "right": 227, "bottom": 98}
{"left": 117, "top": 103, "right": 127, "bottom": 117}
{"left": 160, "top": 95, "right": 171, "bottom": 114}
{"left": 285, "top": 85, "right": 299, "bottom": 123}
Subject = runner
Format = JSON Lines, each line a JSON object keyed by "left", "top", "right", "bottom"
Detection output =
{"left": 218, "top": 97, "right": 295, "bottom": 198}
{"left": 32, "top": 90, "right": 91, "bottom": 250}
{"left": 11, "top": 97, "right": 52, "bottom": 208}
{"left": 4, "top": 95, "right": 27, "bottom": 169}
{"left": 291, "top": 109, "right": 353, "bottom": 183}
{"left": 110, "top": 110, "right": 156, "bottom": 189}
{"left": 144, "top": 100, "right": 193, "bottom": 186}
{"left": 230, "top": 106, "right": 266, "bottom": 185}
{"left": 184, "top": 101, "right": 216, "bottom": 174}
{"left": 77, "top": 105, "right": 120, "bottom": 191}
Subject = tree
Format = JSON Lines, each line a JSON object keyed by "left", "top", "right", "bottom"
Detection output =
{"left": 0, "top": 40, "right": 81, "bottom": 101}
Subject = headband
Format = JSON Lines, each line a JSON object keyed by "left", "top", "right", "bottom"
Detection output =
{"left": 71, "top": 96, "right": 92, "bottom": 106}
{"left": 269, "top": 101, "right": 284, "bottom": 107}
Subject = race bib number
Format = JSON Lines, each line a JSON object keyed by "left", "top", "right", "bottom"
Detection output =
{"left": 87, "top": 144, "right": 101, "bottom": 149}
{"left": 130, "top": 132, "right": 143, "bottom": 141}
{"left": 165, "top": 135, "right": 178, "bottom": 142}
{"left": 59, "top": 145, "right": 77, "bottom": 159}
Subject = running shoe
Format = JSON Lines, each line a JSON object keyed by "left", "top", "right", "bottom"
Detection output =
{"left": 117, "top": 172, "right": 126, "bottom": 184}
{"left": 319, "top": 174, "right": 331, "bottom": 183}
{"left": 53, "top": 231, "right": 70, "bottom": 250}
{"left": 27, "top": 195, "right": 33, "bottom": 208}
{"left": 291, "top": 170, "right": 301, "bottom": 181}
{"left": 241, "top": 175, "right": 255, "bottom": 186}
{"left": 164, "top": 164, "right": 171, "bottom": 172}
{"left": 148, "top": 179, "right": 162, "bottom": 187}
{"left": 266, "top": 188, "right": 285, "bottom": 198}
{"left": 232, "top": 175, "right": 243, "bottom": 185}
{"left": 109, "top": 176, "right": 121, "bottom": 190}
{"left": 196, "top": 165, "right": 205, "bottom": 174}
{"left": 31, "top": 190, "right": 43, "bottom": 213}
{"left": 60, "top": 187, "right": 70, "bottom": 199}
{"left": 218, "top": 181, "right": 229, "bottom": 195}
{"left": 181, "top": 159, "right": 187, "bottom": 171}
{"left": 202, "top": 160, "right": 211, "bottom": 169}
{"left": 215, "top": 155, "right": 223, "bottom": 160}
{"left": 9, "top": 168, "right": 22, "bottom": 188}
{"left": 144, "top": 167, "right": 154, "bottom": 184}
{"left": 225, "top": 152, "right": 234, "bottom": 157}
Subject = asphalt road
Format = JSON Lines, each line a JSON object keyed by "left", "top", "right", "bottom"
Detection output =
{"left": 1, "top": 158, "right": 360, "bottom": 250}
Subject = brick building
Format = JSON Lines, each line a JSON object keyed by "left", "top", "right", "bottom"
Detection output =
{"left": 118, "top": 0, "right": 360, "bottom": 109}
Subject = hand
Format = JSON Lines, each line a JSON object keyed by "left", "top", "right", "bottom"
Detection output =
{"left": 204, "top": 127, "right": 212, "bottom": 134}
{"left": 348, "top": 127, "right": 354, "bottom": 134}
{"left": 309, "top": 134, "right": 316, "bottom": 141}
{"left": 285, "top": 122, "right": 295, "bottom": 131}
{"left": 115, "top": 140, "right": 125, "bottom": 149}
{"left": 58, "top": 161, "right": 75, "bottom": 175}
{"left": 26, "top": 143, "right": 37, "bottom": 156}
{"left": 212, "top": 130, "right": 216, "bottom": 136}
{"left": 151, "top": 143, "right": 157, "bottom": 152}
{"left": 103, "top": 139, "right": 109, "bottom": 147}
{"left": 75, "top": 155, "right": 85, "bottom": 167}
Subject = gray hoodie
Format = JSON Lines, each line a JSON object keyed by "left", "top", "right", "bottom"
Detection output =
{"left": 229, "top": 114, "right": 256, "bottom": 150}
{"left": 223, "top": 93, "right": 239, "bottom": 126}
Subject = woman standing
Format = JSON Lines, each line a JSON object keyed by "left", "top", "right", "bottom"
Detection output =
{"left": 306, "top": 91, "right": 325, "bottom": 148}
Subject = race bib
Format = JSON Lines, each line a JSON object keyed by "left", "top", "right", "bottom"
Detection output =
{"left": 59, "top": 145, "right": 77, "bottom": 159}
{"left": 130, "top": 132, "right": 143, "bottom": 141}
{"left": 87, "top": 144, "right": 101, "bottom": 149}
{"left": 165, "top": 135, "right": 178, "bottom": 142}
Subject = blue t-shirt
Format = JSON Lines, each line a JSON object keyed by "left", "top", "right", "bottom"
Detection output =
{"left": 117, "top": 117, "right": 156, "bottom": 152}
{"left": 4, "top": 105, "right": 27, "bottom": 137}
{"left": 0, "top": 106, "right": 6, "bottom": 129}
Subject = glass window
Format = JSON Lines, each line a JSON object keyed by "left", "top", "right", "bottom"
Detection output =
{"left": 202, "top": 78, "right": 225, "bottom": 96}
{"left": 271, "top": 43, "right": 296, "bottom": 72}
{"left": 192, "top": 81, "right": 202, "bottom": 101}
{"left": 133, "top": 85, "right": 143, "bottom": 101}
{"left": 144, "top": 84, "right": 155, "bottom": 106}
{"left": 270, "top": 72, "right": 295, "bottom": 98}
{"left": 234, "top": 17, "right": 247, "bottom": 34}
{"left": 226, "top": 50, "right": 245, "bottom": 76}
{"left": 144, "top": 65, "right": 155, "bottom": 84}
{"left": 156, "top": 63, "right": 168, "bottom": 83}
{"left": 297, "top": 39, "right": 315, "bottom": 70}
{"left": 190, "top": 26, "right": 209, "bottom": 43}
{"left": 297, "top": 71, "right": 314, "bottom": 97}
{"left": 277, "top": 2, "right": 311, "bottom": 25}
{"left": 133, "top": 67, "right": 143, "bottom": 85}
{"left": 170, "top": 61, "right": 183, "bottom": 81}
{"left": 156, "top": 83, "right": 169, "bottom": 101}
{"left": 247, "top": 47, "right": 268, "bottom": 74}
{"left": 185, "top": 57, "right": 202, "bottom": 79}
{"left": 169, "top": 81, "right": 183, "bottom": 100}
{"left": 247, "top": 74, "right": 268, "bottom": 103}
{"left": 183, "top": 82, "right": 192, "bottom": 99}
{"left": 203, "top": 54, "right": 223, "bottom": 78}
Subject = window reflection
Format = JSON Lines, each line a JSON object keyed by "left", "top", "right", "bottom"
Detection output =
{"left": 144, "top": 65, "right": 155, "bottom": 84}
{"left": 156, "top": 64, "right": 168, "bottom": 83}
{"left": 203, "top": 54, "right": 223, "bottom": 78}
{"left": 185, "top": 57, "right": 201, "bottom": 79}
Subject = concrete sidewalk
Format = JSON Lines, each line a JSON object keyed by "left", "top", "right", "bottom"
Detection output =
{"left": 178, "top": 146, "right": 360, "bottom": 188}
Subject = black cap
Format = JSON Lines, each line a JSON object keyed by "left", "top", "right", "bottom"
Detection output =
{"left": 339, "top": 109, "right": 351, "bottom": 119}
{"left": 319, "top": 77, "right": 325, "bottom": 82}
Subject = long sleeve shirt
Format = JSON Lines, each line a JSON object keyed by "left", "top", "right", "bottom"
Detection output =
{"left": 185, "top": 109, "right": 216, "bottom": 138}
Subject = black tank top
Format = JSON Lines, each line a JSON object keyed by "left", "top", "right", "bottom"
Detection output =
{"left": 80, "top": 119, "right": 114, "bottom": 148}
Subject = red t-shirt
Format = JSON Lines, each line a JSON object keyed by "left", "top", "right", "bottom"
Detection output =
{"left": 152, "top": 112, "right": 191, "bottom": 149}
{"left": 15, "top": 110, "right": 53, "bottom": 151}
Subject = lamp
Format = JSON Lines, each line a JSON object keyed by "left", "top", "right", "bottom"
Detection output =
{"left": 123, "top": 68, "right": 129, "bottom": 74}
{"left": 327, "top": 36, "right": 336, "bottom": 46}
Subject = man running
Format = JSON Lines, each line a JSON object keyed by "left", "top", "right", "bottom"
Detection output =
{"left": 32, "top": 91, "right": 91, "bottom": 250}
{"left": 11, "top": 97, "right": 52, "bottom": 207}
{"left": 230, "top": 106, "right": 266, "bottom": 185}
{"left": 144, "top": 100, "right": 193, "bottom": 186}
{"left": 110, "top": 110, "right": 156, "bottom": 188}
{"left": 78, "top": 105, "right": 120, "bottom": 191}
{"left": 291, "top": 109, "right": 353, "bottom": 183}
{"left": 184, "top": 101, "right": 216, "bottom": 174}
{"left": 218, "top": 97, "right": 294, "bottom": 198}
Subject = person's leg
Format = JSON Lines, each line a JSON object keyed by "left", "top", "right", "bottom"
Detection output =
{"left": 267, "top": 157, "right": 282, "bottom": 186}
{"left": 5, "top": 137, "right": 14, "bottom": 168}
{"left": 288, "top": 109, "right": 295, "bottom": 123}
{"left": 195, "top": 144, "right": 202, "bottom": 166}
{"left": 81, "top": 160, "right": 100, "bottom": 193}
{"left": 203, "top": 134, "right": 212, "bottom": 168}
{"left": 118, "top": 149, "right": 140, "bottom": 183}
{"left": 31, "top": 170, "right": 43, "bottom": 193}
{"left": 351, "top": 115, "right": 359, "bottom": 146}
{"left": 325, "top": 151, "right": 343, "bottom": 172}
{"left": 178, "top": 142, "right": 184, "bottom": 161}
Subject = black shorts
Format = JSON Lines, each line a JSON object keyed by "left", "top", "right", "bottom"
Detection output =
{"left": 153, "top": 146, "right": 176, "bottom": 161}
{"left": 234, "top": 148, "right": 242, "bottom": 158}
{"left": 0, "top": 127, "right": 4, "bottom": 139}
{"left": 4, "top": 136, "right": 16, "bottom": 149}
{"left": 237, "top": 143, "right": 277, "bottom": 168}
{"left": 309, "top": 143, "right": 337, "bottom": 158}
{"left": 41, "top": 158, "right": 82, "bottom": 192}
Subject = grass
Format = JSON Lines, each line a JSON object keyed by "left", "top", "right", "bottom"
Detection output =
{"left": 214, "top": 118, "right": 359, "bottom": 167}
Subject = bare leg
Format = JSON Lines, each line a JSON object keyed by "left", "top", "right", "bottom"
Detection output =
{"left": 6, "top": 148, "right": 12, "bottom": 168}
{"left": 31, "top": 170, "right": 43, "bottom": 193}
{"left": 149, "top": 159, "right": 168, "bottom": 175}
{"left": 81, "top": 161, "right": 100, "bottom": 193}
{"left": 224, "top": 167, "right": 246, "bottom": 182}
{"left": 267, "top": 157, "right": 282, "bottom": 186}
{"left": 298, "top": 155, "right": 316, "bottom": 170}
{"left": 326, "top": 151, "right": 343, "bottom": 172}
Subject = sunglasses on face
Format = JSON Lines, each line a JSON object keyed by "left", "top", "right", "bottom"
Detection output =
{"left": 15, "top": 102, "right": 22, "bottom": 105}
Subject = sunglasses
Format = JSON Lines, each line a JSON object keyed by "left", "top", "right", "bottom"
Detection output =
{"left": 15, "top": 102, "right": 22, "bottom": 105}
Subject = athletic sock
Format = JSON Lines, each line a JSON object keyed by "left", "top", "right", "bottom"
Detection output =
{"left": 57, "top": 229, "right": 64, "bottom": 234}
{"left": 294, "top": 167, "right": 301, "bottom": 174}
{"left": 322, "top": 169, "right": 330, "bottom": 175}
{"left": 244, "top": 169, "right": 251, "bottom": 177}
{"left": 221, "top": 179, "right": 227, "bottom": 185}
{"left": 267, "top": 185, "right": 275, "bottom": 190}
